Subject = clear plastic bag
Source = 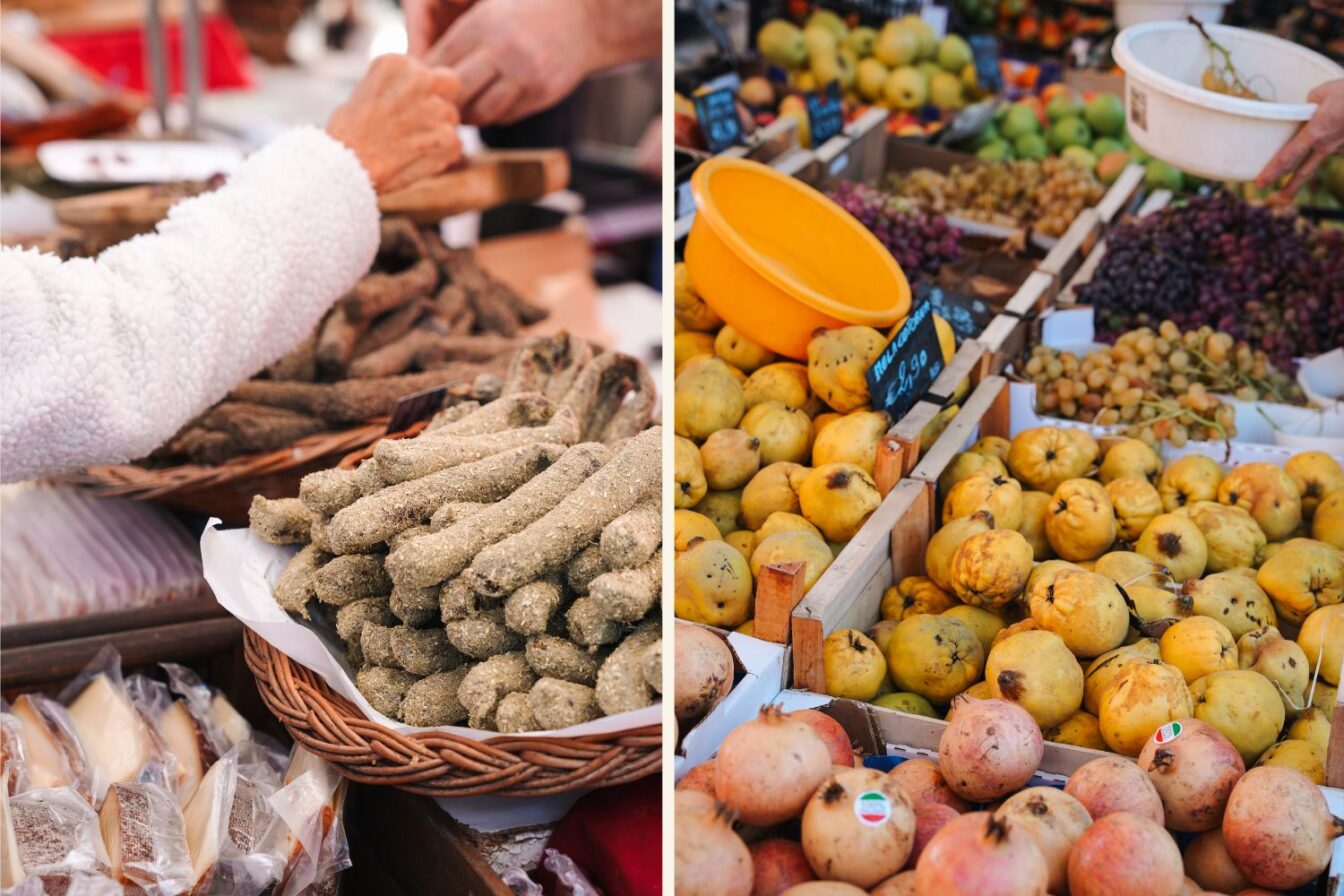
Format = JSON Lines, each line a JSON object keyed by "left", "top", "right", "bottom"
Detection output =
{"left": 7, "top": 787, "right": 110, "bottom": 879}
{"left": 211, "top": 743, "right": 287, "bottom": 896}
{"left": 7, "top": 695, "right": 92, "bottom": 803}
{"left": 500, "top": 850, "right": 601, "bottom": 896}
{"left": 57, "top": 647, "right": 155, "bottom": 806}
{"left": 1, "top": 711, "right": 31, "bottom": 797}
{"left": 266, "top": 747, "right": 350, "bottom": 896}
{"left": 98, "top": 781, "right": 193, "bottom": 896}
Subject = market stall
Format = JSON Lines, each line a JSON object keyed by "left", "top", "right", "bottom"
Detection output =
{"left": 673, "top": 1, "right": 1343, "bottom": 892}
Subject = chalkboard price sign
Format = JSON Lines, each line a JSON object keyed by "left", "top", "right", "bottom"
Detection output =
{"left": 694, "top": 88, "right": 745, "bottom": 153}
{"left": 968, "top": 35, "right": 1003, "bottom": 95}
{"left": 921, "top": 283, "right": 993, "bottom": 345}
{"left": 806, "top": 80, "right": 845, "bottom": 146}
{"left": 866, "top": 298, "right": 946, "bottom": 422}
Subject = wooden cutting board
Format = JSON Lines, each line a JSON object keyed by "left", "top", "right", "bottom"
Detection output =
{"left": 53, "top": 148, "right": 570, "bottom": 236}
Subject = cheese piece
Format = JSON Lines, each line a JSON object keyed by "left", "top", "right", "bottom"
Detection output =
{"left": 99, "top": 782, "right": 192, "bottom": 893}
{"left": 225, "top": 778, "right": 270, "bottom": 856}
{"left": 207, "top": 695, "right": 251, "bottom": 749}
{"left": 1, "top": 785, "right": 23, "bottom": 887}
{"left": 157, "top": 702, "right": 215, "bottom": 807}
{"left": 181, "top": 760, "right": 231, "bottom": 891}
{"left": 9, "top": 788, "right": 108, "bottom": 877}
{"left": 11, "top": 696, "right": 70, "bottom": 791}
{"left": 66, "top": 675, "right": 153, "bottom": 794}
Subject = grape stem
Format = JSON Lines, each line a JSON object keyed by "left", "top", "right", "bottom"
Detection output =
{"left": 1138, "top": 399, "right": 1230, "bottom": 441}
{"left": 1189, "top": 16, "right": 1261, "bottom": 100}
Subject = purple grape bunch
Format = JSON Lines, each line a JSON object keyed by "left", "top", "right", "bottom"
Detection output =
{"left": 1079, "top": 192, "right": 1344, "bottom": 372}
{"left": 827, "top": 181, "right": 963, "bottom": 282}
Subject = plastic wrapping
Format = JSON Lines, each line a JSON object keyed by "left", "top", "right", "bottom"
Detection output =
{"left": 98, "top": 781, "right": 193, "bottom": 895}
{"left": 211, "top": 743, "right": 287, "bottom": 896}
{"left": 0, "top": 483, "right": 209, "bottom": 625}
{"left": 5, "top": 871, "right": 125, "bottom": 896}
{"left": 7, "top": 787, "right": 110, "bottom": 879}
{"left": 57, "top": 647, "right": 155, "bottom": 806}
{"left": 267, "top": 747, "right": 350, "bottom": 896}
{"left": 500, "top": 851, "right": 601, "bottom": 896}
{"left": 1, "top": 712, "right": 30, "bottom": 797}
{"left": 8, "top": 695, "right": 92, "bottom": 804}
{"left": 162, "top": 664, "right": 268, "bottom": 759}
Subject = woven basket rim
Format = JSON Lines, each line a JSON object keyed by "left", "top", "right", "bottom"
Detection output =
{"left": 55, "top": 419, "right": 393, "bottom": 500}
{"left": 243, "top": 630, "right": 661, "bottom": 798}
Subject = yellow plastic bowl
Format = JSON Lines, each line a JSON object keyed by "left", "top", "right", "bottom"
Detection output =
{"left": 686, "top": 157, "right": 911, "bottom": 360}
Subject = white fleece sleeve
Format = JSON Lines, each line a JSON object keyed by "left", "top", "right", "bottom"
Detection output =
{"left": 0, "top": 126, "right": 380, "bottom": 483}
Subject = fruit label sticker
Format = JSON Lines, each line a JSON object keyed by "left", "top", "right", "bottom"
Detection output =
{"left": 854, "top": 791, "right": 893, "bottom": 828}
{"left": 805, "top": 81, "right": 845, "bottom": 147}
{"left": 866, "top": 298, "right": 945, "bottom": 423}
{"left": 1154, "top": 721, "right": 1183, "bottom": 744}
{"left": 694, "top": 88, "right": 744, "bottom": 154}
{"left": 1130, "top": 86, "right": 1147, "bottom": 131}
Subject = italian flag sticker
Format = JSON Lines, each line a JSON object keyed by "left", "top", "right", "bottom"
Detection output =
{"left": 854, "top": 790, "right": 892, "bottom": 827}
{"left": 1154, "top": 721, "right": 1183, "bottom": 744}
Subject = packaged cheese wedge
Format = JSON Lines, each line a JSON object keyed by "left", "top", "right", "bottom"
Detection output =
{"left": 98, "top": 781, "right": 193, "bottom": 895}
{"left": 8, "top": 695, "right": 90, "bottom": 800}
{"left": 1, "top": 782, "right": 23, "bottom": 887}
{"left": 268, "top": 747, "right": 350, "bottom": 896}
{"left": 162, "top": 664, "right": 255, "bottom": 754}
{"left": 60, "top": 650, "right": 154, "bottom": 804}
{"left": 7, "top": 786, "right": 110, "bottom": 879}
{"left": 181, "top": 752, "right": 237, "bottom": 894}
{"left": 155, "top": 701, "right": 218, "bottom": 809}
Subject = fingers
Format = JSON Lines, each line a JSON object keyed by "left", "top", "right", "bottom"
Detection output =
{"left": 1255, "top": 125, "right": 1315, "bottom": 190}
{"left": 448, "top": 50, "right": 496, "bottom": 108}
{"left": 424, "top": 7, "right": 480, "bottom": 68}
{"left": 1276, "top": 143, "right": 1332, "bottom": 201}
{"left": 379, "top": 130, "right": 460, "bottom": 193}
{"left": 463, "top": 78, "right": 524, "bottom": 126}
{"left": 429, "top": 67, "right": 462, "bottom": 105}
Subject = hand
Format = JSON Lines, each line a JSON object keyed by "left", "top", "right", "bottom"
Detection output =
{"left": 326, "top": 54, "right": 462, "bottom": 193}
{"left": 1255, "top": 79, "right": 1344, "bottom": 200}
{"left": 424, "top": 0, "right": 600, "bottom": 126}
{"left": 403, "top": 0, "right": 474, "bottom": 58}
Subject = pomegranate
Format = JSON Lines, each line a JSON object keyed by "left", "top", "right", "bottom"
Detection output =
{"left": 1184, "top": 829, "right": 1251, "bottom": 894}
{"left": 996, "top": 786, "right": 1092, "bottom": 894}
{"left": 1067, "top": 812, "right": 1184, "bottom": 896}
{"left": 871, "top": 871, "right": 917, "bottom": 895}
{"left": 790, "top": 709, "right": 855, "bottom": 768}
{"left": 800, "top": 767, "right": 915, "bottom": 888}
{"left": 677, "top": 759, "right": 716, "bottom": 796}
{"left": 717, "top": 706, "right": 832, "bottom": 825}
{"left": 887, "top": 758, "right": 971, "bottom": 813}
{"left": 1063, "top": 755, "right": 1164, "bottom": 824}
{"left": 750, "top": 839, "right": 815, "bottom": 896}
{"left": 938, "top": 698, "right": 1042, "bottom": 802}
{"left": 675, "top": 624, "right": 734, "bottom": 724}
{"left": 1221, "top": 766, "right": 1344, "bottom": 890}
{"left": 1138, "top": 718, "right": 1244, "bottom": 832}
{"left": 1234, "top": 890, "right": 1290, "bottom": 895}
{"left": 1179, "top": 879, "right": 1203, "bottom": 896}
{"left": 676, "top": 794, "right": 752, "bottom": 896}
{"left": 906, "top": 803, "right": 960, "bottom": 869}
{"left": 914, "top": 811, "right": 1049, "bottom": 895}
{"left": 778, "top": 884, "right": 867, "bottom": 895}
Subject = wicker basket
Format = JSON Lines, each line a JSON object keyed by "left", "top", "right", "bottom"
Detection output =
{"left": 58, "top": 420, "right": 394, "bottom": 525}
{"left": 244, "top": 630, "right": 661, "bottom": 797}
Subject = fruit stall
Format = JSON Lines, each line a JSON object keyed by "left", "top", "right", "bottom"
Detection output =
{"left": 673, "top": 3, "right": 1344, "bottom": 891}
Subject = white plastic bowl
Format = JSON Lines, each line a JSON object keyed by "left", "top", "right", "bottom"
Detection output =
{"left": 1114, "top": 0, "right": 1230, "bottom": 30}
{"left": 1113, "top": 21, "right": 1344, "bottom": 181}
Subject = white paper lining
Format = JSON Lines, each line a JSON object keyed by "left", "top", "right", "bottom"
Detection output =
{"left": 201, "top": 522, "right": 659, "bottom": 743}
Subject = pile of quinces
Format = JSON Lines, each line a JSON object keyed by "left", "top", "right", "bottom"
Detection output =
{"left": 672, "top": 262, "right": 955, "bottom": 634}
{"left": 822, "top": 426, "right": 1343, "bottom": 778}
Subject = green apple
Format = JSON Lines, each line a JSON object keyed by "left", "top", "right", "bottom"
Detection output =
{"left": 977, "top": 139, "right": 1015, "bottom": 162}
{"left": 1061, "top": 145, "right": 1098, "bottom": 171}
{"left": 937, "top": 34, "right": 973, "bottom": 72}
{"left": 883, "top": 65, "right": 928, "bottom": 111}
{"left": 1091, "top": 136, "right": 1124, "bottom": 157}
{"left": 1000, "top": 103, "right": 1041, "bottom": 140}
{"left": 1015, "top": 132, "right": 1049, "bottom": 160}
{"left": 1144, "top": 160, "right": 1184, "bottom": 192}
{"left": 1047, "top": 115, "right": 1092, "bottom": 151}
{"left": 1084, "top": 93, "right": 1126, "bottom": 137}
{"left": 1046, "top": 93, "right": 1083, "bottom": 122}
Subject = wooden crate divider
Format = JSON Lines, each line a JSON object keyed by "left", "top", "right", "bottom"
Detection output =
{"left": 754, "top": 561, "right": 807, "bottom": 645}
{"left": 1095, "top": 163, "right": 1146, "bottom": 225}
{"left": 908, "top": 376, "right": 1011, "bottom": 486}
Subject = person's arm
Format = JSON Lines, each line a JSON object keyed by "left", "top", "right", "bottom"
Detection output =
{"left": 1255, "top": 79, "right": 1344, "bottom": 199}
{"left": 0, "top": 55, "right": 461, "bottom": 483}
{"left": 421, "top": 0, "right": 660, "bottom": 125}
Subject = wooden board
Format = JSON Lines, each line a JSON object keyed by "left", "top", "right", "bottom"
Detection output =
{"left": 54, "top": 149, "right": 570, "bottom": 235}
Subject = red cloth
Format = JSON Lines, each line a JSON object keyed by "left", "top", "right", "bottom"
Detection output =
{"left": 541, "top": 776, "right": 662, "bottom": 896}
{"left": 48, "top": 15, "right": 254, "bottom": 94}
